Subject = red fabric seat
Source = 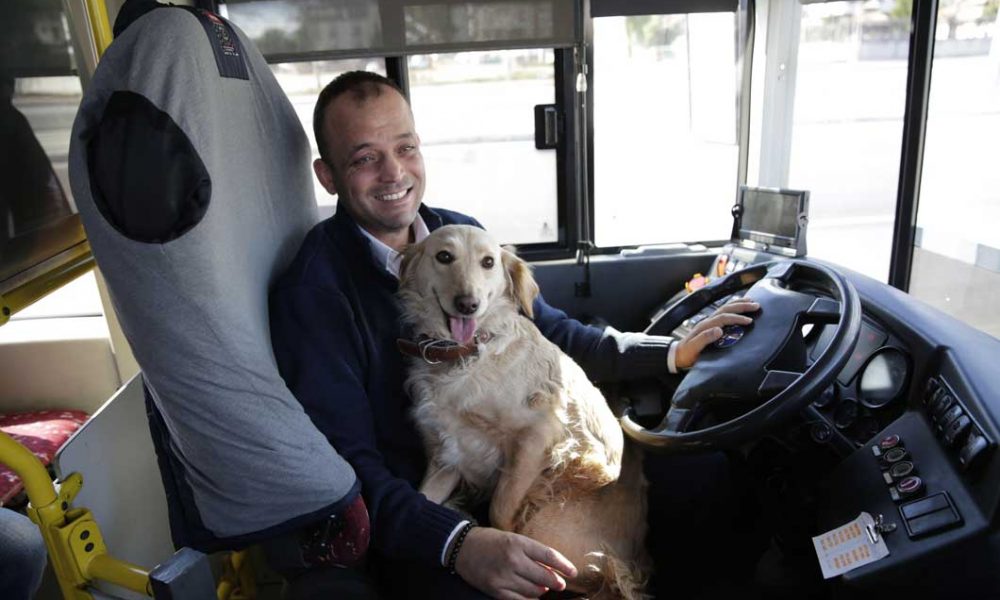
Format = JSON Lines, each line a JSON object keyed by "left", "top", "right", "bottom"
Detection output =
{"left": 0, "top": 410, "right": 89, "bottom": 504}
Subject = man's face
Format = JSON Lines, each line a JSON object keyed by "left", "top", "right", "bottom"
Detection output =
{"left": 314, "top": 86, "right": 425, "bottom": 245}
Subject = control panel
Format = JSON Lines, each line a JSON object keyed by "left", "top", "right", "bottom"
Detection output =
{"left": 923, "top": 376, "right": 992, "bottom": 474}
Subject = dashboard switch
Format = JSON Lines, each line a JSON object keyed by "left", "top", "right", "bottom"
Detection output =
{"left": 959, "top": 432, "right": 990, "bottom": 471}
{"left": 903, "top": 503, "right": 962, "bottom": 538}
{"left": 931, "top": 394, "right": 954, "bottom": 420}
{"left": 900, "top": 493, "right": 951, "bottom": 520}
{"left": 944, "top": 415, "right": 972, "bottom": 446}
{"left": 939, "top": 404, "right": 964, "bottom": 429}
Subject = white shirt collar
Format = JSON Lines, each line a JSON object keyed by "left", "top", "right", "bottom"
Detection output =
{"left": 357, "top": 213, "right": 430, "bottom": 279}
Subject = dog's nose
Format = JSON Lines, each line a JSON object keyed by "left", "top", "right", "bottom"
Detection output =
{"left": 454, "top": 295, "right": 479, "bottom": 315}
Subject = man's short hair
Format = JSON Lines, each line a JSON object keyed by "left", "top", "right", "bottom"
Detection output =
{"left": 313, "top": 71, "right": 408, "bottom": 164}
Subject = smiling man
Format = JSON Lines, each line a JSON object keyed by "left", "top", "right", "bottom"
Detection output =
{"left": 269, "top": 71, "right": 758, "bottom": 599}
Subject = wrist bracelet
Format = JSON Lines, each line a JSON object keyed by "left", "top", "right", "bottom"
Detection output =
{"left": 446, "top": 522, "right": 475, "bottom": 575}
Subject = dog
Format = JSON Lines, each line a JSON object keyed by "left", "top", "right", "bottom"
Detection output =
{"left": 398, "top": 224, "right": 650, "bottom": 600}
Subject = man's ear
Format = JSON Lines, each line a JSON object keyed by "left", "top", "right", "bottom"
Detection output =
{"left": 501, "top": 248, "right": 539, "bottom": 319}
{"left": 399, "top": 239, "right": 426, "bottom": 286}
{"left": 313, "top": 158, "right": 338, "bottom": 196}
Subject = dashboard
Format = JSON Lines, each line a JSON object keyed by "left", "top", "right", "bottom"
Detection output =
{"left": 657, "top": 244, "right": 1000, "bottom": 595}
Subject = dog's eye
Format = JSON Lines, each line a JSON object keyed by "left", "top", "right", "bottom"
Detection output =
{"left": 435, "top": 251, "right": 454, "bottom": 264}
{"left": 481, "top": 256, "right": 495, "bottom": 269}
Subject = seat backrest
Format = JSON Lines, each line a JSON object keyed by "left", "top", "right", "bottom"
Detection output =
{"left": 68, "top": 4, "right": 356, "bottom": 548}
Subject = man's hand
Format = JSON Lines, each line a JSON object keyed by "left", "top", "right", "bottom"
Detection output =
{"left": 675, "top": 298, "right": 760, "bottom": 370}
{"left": 455, "top": 527, "right": 578, "bottom": 600}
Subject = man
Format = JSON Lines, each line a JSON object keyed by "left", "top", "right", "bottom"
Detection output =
{"left": 269, "top": 71, "right": 758, "bottom": 599}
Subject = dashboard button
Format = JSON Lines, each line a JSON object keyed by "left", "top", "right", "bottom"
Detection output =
{"left": 889, "top": 461, "right": 915, "bottom": 480}
{"left": 901, "top": 493, "right": 950, "bottom": 520}
{"left": 959, "top": 432, "right": 990, "bottom": 470}
{"left": 944, "top": 415, "right": 972, "bottom": 446}
{"left": 896, "top": 476, "right": 924, "bottom": 500}
{"left": 883, "top": 447, "right": 909, "bottom": 464}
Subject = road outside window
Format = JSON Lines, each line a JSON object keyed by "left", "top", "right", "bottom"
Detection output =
{"left": 407, "top": 50, "right": 558, "bottom": 245}
{"left": 911, "top": 1, "right": 1000, "bottom": 340}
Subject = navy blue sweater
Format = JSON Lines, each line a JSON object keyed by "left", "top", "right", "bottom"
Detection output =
{"left": 269, "top": 205, "right": 673, "bottom": 567}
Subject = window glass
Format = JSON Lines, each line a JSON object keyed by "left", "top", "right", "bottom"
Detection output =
{"left": 268, "top": 59, "right": 385, "bottom": 218}
{"left": 785, "top": 2, "right": 911, "bottom": 282}
{"left": 910, "top": 1, "right": 1000, "bottom": 339}
{"left": 593, "top": 13, "right": 739, "bottom": 248}
{"left": 407, "top": 49, "right": 557, "bottom": 245}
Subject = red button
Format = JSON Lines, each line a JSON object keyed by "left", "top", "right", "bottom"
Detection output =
{"left": 880, "top": 434, "right": 901, "bottom": 450}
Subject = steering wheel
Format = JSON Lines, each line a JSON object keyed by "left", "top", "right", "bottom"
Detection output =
{"left": 621, "top": 260, "right": 861, "bottom": 452}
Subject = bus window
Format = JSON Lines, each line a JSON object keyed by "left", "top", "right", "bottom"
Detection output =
{"left": 593, "top": 12, "right": 739, "bottom": 247}
{"left": 407, "top": 49, "right": 558, "bottom": 245}
{"left": 754, "top": 2, "right": 912, "bottom": 282}
{"left": 911, "top": 1, "right": 1000, "bottom": 338}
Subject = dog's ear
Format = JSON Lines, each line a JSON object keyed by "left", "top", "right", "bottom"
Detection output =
{"left": 399, "top": 240, "right": 426, "bottom": 286}
{"left": 501, "top": 247, "right": 539, "bottom": 318}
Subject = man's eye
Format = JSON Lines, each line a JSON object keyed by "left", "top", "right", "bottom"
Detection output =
{"left": 435, "top": 251, "right": 454, "bottom": 264}
{"left": 399, "top": 144, "right": 416, "bottom": 154}
{"left": 481, "top": 256, "right": 495, "bottom": 269}
{"left": 352, "top": 155, "right": 375, "bottom": 167}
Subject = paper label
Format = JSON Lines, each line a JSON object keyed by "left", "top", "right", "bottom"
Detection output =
{"left": 812, "top": 512, "right": 890, "bottom": 579}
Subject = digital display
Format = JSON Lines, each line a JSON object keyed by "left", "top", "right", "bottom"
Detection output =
{"left": 740, "top": 189, "right": 800, "bottom": 240}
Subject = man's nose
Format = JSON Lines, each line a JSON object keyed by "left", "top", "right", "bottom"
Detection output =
{"left": 379, "top": 153, "right": 404, "bottom": 182}
{"left": 454, "top": 295, "right": 479, "bottom": 315}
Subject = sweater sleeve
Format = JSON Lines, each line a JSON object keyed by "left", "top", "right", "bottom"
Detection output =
{"left": 532, "top": 292, "right": 674, "bottom": 382}
{"left": 270, "top": 283, "right": 463, "bottom": 566}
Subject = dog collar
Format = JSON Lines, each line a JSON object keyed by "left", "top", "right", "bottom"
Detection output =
{"left": 396, "top": 332, "right": 493, "bottom": 365}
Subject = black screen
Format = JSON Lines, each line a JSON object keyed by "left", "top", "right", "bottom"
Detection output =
{"left": 740, "top": 189, "right": 800, "bottom": 240}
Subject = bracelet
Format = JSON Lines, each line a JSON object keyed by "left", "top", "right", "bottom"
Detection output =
{"left": 446, "top": 522, "right": 475, "bottom": 575}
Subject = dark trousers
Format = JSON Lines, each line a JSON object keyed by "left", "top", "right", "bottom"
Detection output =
{"left": 366, "top": 451, "right": 751, "bottom": 600}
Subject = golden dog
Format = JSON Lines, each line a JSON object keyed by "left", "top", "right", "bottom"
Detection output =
{"left": 399, "top": 225, "right": 650, "bottom": 600}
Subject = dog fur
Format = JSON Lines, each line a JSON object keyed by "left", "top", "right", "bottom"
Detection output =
{"left": 398, "top": 225, "right": 650, "bottom": 600}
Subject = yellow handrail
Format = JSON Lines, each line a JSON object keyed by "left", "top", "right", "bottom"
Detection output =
{"left": 84, "top": 0, "right": 114, "bottom": 57}
{"left": 0, "top": 430, "right": 153, "bottom": 598}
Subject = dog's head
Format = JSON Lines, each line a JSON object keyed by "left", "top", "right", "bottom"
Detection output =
{"left": 399, "top": 225, "right": 539, "bottom": 344}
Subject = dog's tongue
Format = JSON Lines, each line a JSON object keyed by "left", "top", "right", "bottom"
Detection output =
{"left": 449, "top": 316, "right": 477, "bottom": 345}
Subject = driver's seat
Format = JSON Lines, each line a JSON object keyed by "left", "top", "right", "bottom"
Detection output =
{"left": 68, "top": 1, "right": 360, "bottom": 554}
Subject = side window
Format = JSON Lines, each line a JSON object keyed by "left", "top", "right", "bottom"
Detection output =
{"left": 751, "top": 2, "right": 911, "bottom": 282}
{"left": 267, "top": 60, "right": 387, "bottom": 219}
{"left": 407, "top": 50, "right": 558, "bottom": 245}
{"left": 593, "top": 12, "right": 740, "bottom": 247}
{"left": 911, "top": 1, "right": 1000, "bottom": 339}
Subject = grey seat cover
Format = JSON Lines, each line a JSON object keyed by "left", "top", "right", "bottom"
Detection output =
{"left": 68, "top": 8, "right": 356, "bottom": 537}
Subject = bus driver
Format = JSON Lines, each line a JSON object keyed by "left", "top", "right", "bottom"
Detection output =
{"left": 269, "top": 71, "right": 759, "bottom": 600}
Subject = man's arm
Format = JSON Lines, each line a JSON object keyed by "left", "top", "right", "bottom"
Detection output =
{"left": 270, "top": 283, "right": 463, "bottom": 566}
{"left": 532, "top": 293, "right": 758, "bottom": 382}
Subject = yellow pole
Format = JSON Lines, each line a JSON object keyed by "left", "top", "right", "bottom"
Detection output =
{"left": 87, "top": 554, "right": 152, "bottom": 596}
{"left": 84, "top": 0, "right": 113, "bottom": 57}
{"left": 0, "top": 431, "right": 57, "bottom": 507}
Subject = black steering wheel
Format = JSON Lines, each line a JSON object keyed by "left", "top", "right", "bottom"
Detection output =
{"left": 622, "top": 260, "right": 861, "bottom": 452}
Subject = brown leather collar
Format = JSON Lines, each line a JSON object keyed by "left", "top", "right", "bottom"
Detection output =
{"left": 396, "top": 332, "right": 493, "bottom": 364}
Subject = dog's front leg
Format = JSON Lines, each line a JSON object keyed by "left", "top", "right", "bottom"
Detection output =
{"left": 490, "top": 419, "right": 561, "bottom": 532}
{"left": 420, "top": 465, "right": 461, "bottom": 505}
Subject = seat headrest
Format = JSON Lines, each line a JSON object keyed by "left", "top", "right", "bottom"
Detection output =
{"left": 69, "top": 6, "right": 356, "bottom": 540}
